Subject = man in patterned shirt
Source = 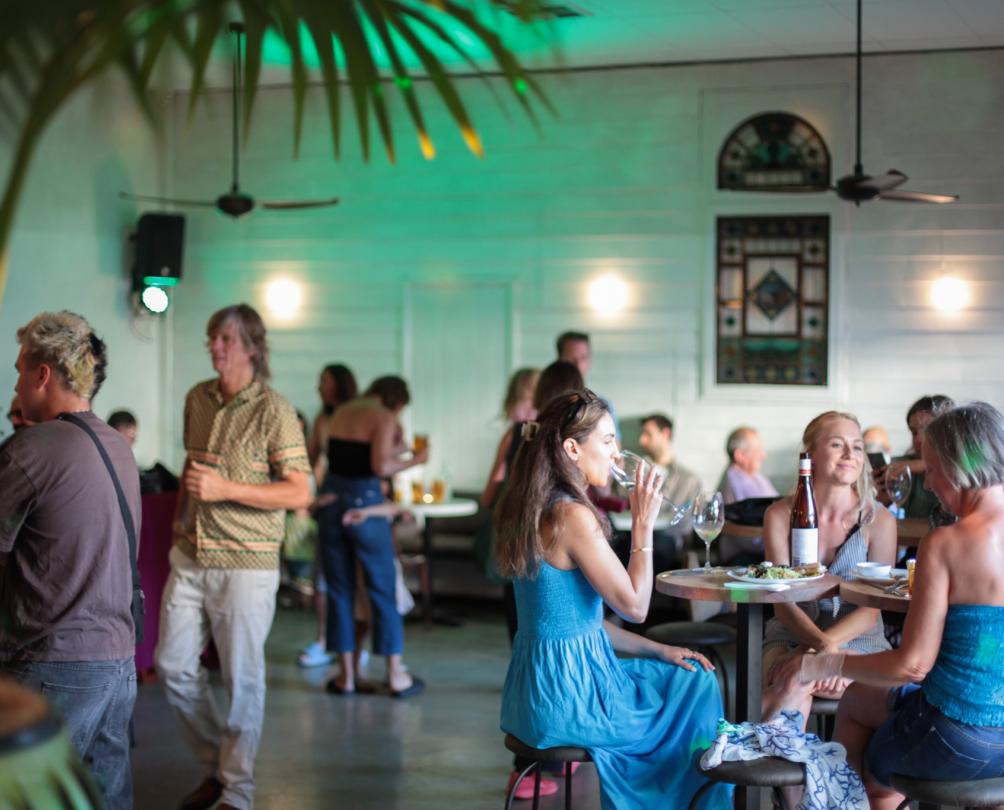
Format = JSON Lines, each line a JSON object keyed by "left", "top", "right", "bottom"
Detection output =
{"left": 156, "top": 304, "right": 310, "bottom": 810}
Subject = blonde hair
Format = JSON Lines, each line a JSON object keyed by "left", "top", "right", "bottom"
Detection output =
{"left": 801, "top": 410, "right": 877, "bottom": 525}
{"left": 502, "top": 367, "right": 539, "bottom": 420}
{"left": 17, "top": 311, "right": 107, "bottom": 400}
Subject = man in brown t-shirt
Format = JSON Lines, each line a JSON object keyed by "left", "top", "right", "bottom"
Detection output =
{"left": 0, "top": 311, "right": 140, "bottom": 810}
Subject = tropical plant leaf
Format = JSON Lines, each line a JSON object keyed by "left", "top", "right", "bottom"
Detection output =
{"left": 0, "top": 0, "right": 555, "bottom": 304}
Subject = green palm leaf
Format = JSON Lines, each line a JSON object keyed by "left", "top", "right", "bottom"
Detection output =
{"left": 0, "top": 0, "right": 554, "bottom": 304}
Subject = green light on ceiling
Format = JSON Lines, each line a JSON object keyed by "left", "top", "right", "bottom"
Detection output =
{"left": 395, "top": 76, "right": 412, "bottom": 90}
{"left": 514, "top": 78, "right": 528, "bottom": 95}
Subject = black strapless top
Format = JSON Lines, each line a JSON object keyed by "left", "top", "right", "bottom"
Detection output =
{"left": 327, "top": 437, "right": 375, "bottom": 478}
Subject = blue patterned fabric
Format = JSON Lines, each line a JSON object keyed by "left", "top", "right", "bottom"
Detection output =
{"left": 500, "top": 561, "right": 731, "bottom": 810}
{"left": 701, "top": 711, "right": 867, "bottom": 810}
{"left": 924, "top": 604, "right": 1004, "bottom": 726}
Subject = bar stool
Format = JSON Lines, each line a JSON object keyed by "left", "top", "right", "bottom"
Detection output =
{"left": 503, "top": 734, "right": 592, "bottom": 810}
{"left": 809, "top": 696, "right": 839, "bottom": 741}
{"left": 891, "top": 773, "right": 1004, "bottom": 810}
{"left": 688, "top": 756, "right": 805, "bottom": 809}
{"left": 645, "top": 621, "right": 736, "bottom": 717}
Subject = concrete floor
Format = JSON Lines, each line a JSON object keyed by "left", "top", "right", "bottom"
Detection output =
{"left": 131, "top": 600, "right": 604, "bottom": 810}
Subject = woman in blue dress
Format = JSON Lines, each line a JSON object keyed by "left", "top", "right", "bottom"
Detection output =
{"left": 495, "top": 389, "right": 732, "bottom": 810}
{"left": 778, "top": 401, "right": 1004, "bottom": 809}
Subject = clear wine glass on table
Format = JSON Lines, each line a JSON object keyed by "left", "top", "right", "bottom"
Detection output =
{"left": 692, "top": 491, "right": 725, "bottom": 571}
{"left": 886, "top": 465, "right": 912, "bottom": 518}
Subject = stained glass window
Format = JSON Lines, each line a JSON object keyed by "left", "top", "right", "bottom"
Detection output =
{"left": 718, "top": 112, "right": 830, "bottom": 192}
{"left": 717, "top": 215, "right": 829, "bottom": 386}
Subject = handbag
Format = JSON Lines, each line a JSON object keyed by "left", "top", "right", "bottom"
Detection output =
{"left": 58, "top": 413, "right": 145, "bottom": 644}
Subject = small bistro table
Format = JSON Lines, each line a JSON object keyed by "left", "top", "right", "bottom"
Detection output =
{"left": 408, "top": 497, "right": 479, "bottom": 625}
{"left": 839, "top": 578, "right": 911, "bottom": 613}
{"left": 656, "top": 568, "right": 841, "bottom": 810}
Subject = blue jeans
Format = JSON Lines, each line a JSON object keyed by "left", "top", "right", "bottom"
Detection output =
{"left": 1, "top": 658, "right": 136, "bottom": 810}
{"left": 867, "top": 684, "right": 1004, "bottom": 786}
{"left": 318, "top": 475, "right": 403, "bottom": 655}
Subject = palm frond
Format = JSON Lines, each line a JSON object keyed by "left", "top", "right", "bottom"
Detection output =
{"left": 0, "top": 0, "right": 555, "bottom": 303}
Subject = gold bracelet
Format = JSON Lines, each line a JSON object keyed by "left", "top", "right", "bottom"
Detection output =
{"left": 630, "top": 546, "right": 654, "bottom": 554}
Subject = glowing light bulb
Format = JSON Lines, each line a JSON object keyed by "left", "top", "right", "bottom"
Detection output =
{"left": 931, "top": 275, "right": 969, "bottom": 312}
{"left": 588, "top": 274, "right": 630, "bottom": 316}
{"left": 265, "top": 278, "right": 302, "bottom": 320}
{"left": 140, "top": 286, "right": 169, "bottom": 314}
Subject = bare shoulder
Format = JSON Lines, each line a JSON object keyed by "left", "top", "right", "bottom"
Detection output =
{"left": 871, "top": 505, "right": 896, "bottom": 531}
{"left": 764, "top": 496, "right": 793, "bottom": 525}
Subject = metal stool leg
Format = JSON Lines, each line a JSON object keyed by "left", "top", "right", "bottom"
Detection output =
{"left": 505, "top": 761, "right": 540, "bottom": 810}
{"left": 565, "top": 762, "right": 573, "bottom": 810}
{"left": 532, "top": 762, "right": 541, "bottom": 810}
{"left": 704, "top": 646, "right": 730, "bottom": 720}
{"left": 687, "top": 780, "right": 716, "bottom": 810}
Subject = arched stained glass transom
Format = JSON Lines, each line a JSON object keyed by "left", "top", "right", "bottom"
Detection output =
{"left": 718, "top": 112, "right": 830, "bottom": 192}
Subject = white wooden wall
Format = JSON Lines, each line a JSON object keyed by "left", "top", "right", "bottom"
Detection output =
{"left": 3, "top": 49, "right": 1002, "bottom": 494}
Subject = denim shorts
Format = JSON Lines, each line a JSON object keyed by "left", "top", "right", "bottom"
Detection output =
{"left": 866, "top": 684, "right": 1004, "bottom": 786}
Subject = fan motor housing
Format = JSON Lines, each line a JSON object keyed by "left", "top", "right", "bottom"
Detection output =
{"left": 217, "top": 193, "right": 255, "bottom": 218}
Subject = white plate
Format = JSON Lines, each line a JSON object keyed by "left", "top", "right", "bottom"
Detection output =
{"left": 852, "top": 568, "right": 908, "bottom": 586}
{"left": 727, "top": 568, "right": 826, "bottom": 585}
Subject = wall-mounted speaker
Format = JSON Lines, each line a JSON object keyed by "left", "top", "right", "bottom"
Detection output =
{"left": 132, "top": 213, "right": 185, "bottom": 289}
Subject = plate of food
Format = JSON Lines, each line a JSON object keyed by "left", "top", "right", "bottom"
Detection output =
{"left": 727, "top": 561, "right": 827, "bottom": 584}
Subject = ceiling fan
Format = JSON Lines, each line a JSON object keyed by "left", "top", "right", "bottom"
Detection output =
{"left": 834, "top": 0, "right": 957, "bottom": 205}
{"left": 121, "top": 22, "right": 339, "bottom": 218}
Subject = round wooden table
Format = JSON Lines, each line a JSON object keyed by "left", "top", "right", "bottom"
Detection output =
{"left": 608, "top": 511, "right": 672, "bottom": 532}
{"left": 656, "top": 568, "right": 840, "bottom": 810}
{"left": 839, "top": 579, "right": 911, "bottom": 613}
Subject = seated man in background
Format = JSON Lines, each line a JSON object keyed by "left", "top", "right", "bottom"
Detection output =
{"left": 877, "top": 395, "right": 954, "bottom": 523}
{"left": 108, "top": 409, "right": 138, "bottom": 447}
{"left": 717, "top": 426, "right": 778, "bottom": 564}
{"left": 637, "top": 413, "right": 701, "bottom": 569}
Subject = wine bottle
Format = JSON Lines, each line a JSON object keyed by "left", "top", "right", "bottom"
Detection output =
{"left": 790, "top": 452, "right": 818, "bottom": 566}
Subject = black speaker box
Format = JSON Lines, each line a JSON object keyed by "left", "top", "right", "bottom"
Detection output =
{"left": 133, "top": 213, "right": 184, "bottom": 288}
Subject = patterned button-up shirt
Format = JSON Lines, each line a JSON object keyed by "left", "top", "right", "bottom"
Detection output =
{"left": 175, "top": 378, "right": 310, "bottom": 569}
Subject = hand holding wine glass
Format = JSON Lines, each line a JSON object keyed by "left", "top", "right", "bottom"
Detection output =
{"left": 692, "top": 491, "right": 725, "bottom": 571}
{"left": 610, "top": 450, "right": 646, "bottom": 491}
{"left": 885, "top": 464, "right": 912, "bottom": 517}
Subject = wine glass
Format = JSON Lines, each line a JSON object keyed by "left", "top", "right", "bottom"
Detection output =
{"left": 886, "top": 465, "right": 912, "bottom": 518}
{"left": 692, "top": 491, "right": 725, "bottom": 571}
{"left": 610, "top": 450, "right": 647, "bottom": 490}
{"left": 661, "top": 495, "right": 694, "bottom": 527}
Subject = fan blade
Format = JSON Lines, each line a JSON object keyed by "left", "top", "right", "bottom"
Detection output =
{"left": 120, "top": 191, "right": 217, "bottom": 208}
{"left": 260, "top": 198, "right": 340, "bottom": 210}
{"left": 858, "top": 170, "right": 908, "bottom": 192}
{"left": 878, "top": 189, "right": 958, "bottom": 204}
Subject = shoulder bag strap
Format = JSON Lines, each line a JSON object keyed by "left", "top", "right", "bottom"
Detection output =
{"left": 58, "top": 413, "right": 140, "bottom": 591}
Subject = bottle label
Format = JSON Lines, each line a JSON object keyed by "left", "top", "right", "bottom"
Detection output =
{"left": 791, "top": 528, "right": 819, "bottom": 566}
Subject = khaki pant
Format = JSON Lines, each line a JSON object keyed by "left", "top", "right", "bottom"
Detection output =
{"left": 155, "top": 547, "right": 279, "bottom": 810}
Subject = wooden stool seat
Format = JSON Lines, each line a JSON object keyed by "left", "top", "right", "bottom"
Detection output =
{"left": 645, "top": 622, "right": 735, "bottom": 717}
{"left": 688, "top": 756, "right": 805, "bottom": 809}
{"left": 892, "top": 773, "right": 1004, "bottom": 809}
{"left": 503, "top": 734, "right": 592, "bottom": 810}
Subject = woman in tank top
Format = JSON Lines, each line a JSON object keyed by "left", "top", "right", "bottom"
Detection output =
{"left": 317, "top": 375, "right": 428, "bottom": 696}
{"left": 778, "top": 402, "right": 1004, "bottom": 809}
{"left": 760, "top": 411, "right": 897, "bottom": 727}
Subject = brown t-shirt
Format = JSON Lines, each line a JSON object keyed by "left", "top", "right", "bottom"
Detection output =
{"left": 0, "top": 412, "right": 140, "bottom": 662}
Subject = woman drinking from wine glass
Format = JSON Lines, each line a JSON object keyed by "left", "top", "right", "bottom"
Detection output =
{"left": 496, "top": 389, "right": 731, "bottom": 810}
{"left": 777, "top": 402, "right": 1004, "bottom": 809}
{"left": 760, "top": 411, "right": 897, "bottom": 726}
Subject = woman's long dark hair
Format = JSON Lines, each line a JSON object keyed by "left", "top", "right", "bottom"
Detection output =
{"left": 322, "top": 363, "right": 358, "bottom": 413}
{"left": 494, "top": 389, "right": 611, "bottom": 579}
